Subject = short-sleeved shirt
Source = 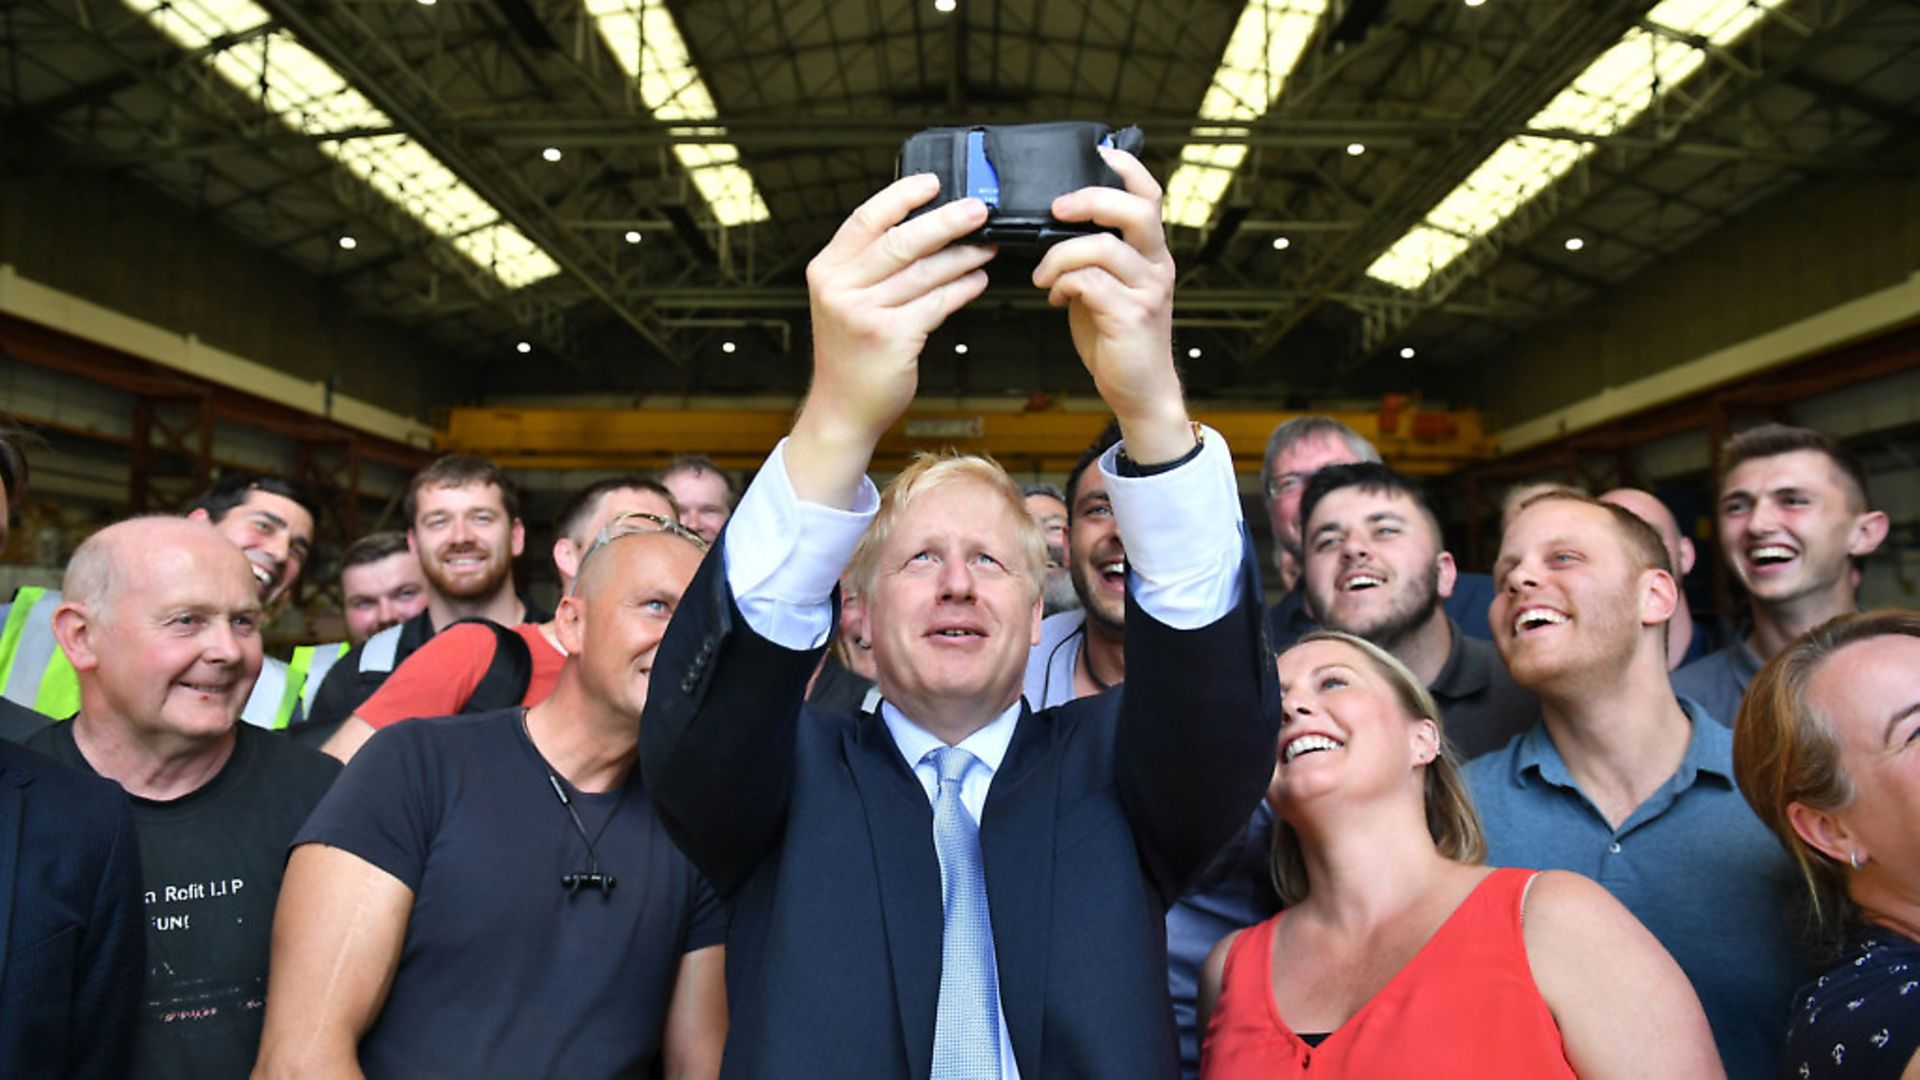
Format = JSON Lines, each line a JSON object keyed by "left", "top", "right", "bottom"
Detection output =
{"left": 1671, "top": 641, "right": 1762, "bottom": 729}
{"left": 302, "top": 600, "right": 550, "bottom": 729}
{"left": 294, "top": 708, "right": 726, "bottom": 1078}
{"left": 1466, "top": 704, "right": 1807, "bottom": 1080}
{"left": 356, "top": 622, "right": 565, "bottom": 728}
{"left": 25, "top": 722, "right": 341, "bottom": 1080}
{"left": 1785, "top": 929, "right": 1920, "bottom": 1079}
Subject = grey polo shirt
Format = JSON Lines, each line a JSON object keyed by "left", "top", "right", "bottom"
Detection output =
{"left": 1671, "top": 640, "right": 1763, "bottom": 729}
{"left": 1466, "top": 701, "right": 1807, "bottom": 1080}
{"left": 1428, "top": 618, "right": 1539, "bottom": 760}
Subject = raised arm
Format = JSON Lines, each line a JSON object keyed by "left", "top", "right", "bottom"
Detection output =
{"left": 1523, "top": 870, "right": 1724, "bottom": 1079}
{"left": 788, "top": 173, "right": 996, "bottom": 505}
{"left": 1035, "top": 150, "right": 1281, "bottom": 897}
{"left": 641, "top": 175, "right": 998, "bottom": 891}
{"left": 251, "top": 845, "right": 414, "bottom": 1080}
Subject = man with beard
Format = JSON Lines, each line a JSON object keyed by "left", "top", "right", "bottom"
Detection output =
{"left": 1020, "top": 482, "right": 1079, "bottom": 616}
{"left": 301, "top": 455, "right": 548, "bottom": 732}
{"left": 1467, "top": 491, "right": 1803, "bottom": 1079}
{"left": 0, "top": 473, "right": 318, "bottom": 733}
{"left": 1021, "top": 424, "right": 1276, "bottom": 1080}
{"left": 1298, "top": 463, "right": 1537, "bottom": 759}
{"left": 1260, "top": 416, "right": 1494, "bottom": 650}
{"left": 1674, "top": 424, "right": 1887, "bottom": 727}
{"left": 316, "top": 477, "right": 679, "bottom": 762}
{"left": 27, "top": 517, "right": 339, "bottom": 1079}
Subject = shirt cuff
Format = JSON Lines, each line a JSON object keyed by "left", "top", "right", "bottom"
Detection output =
{"left": 1100, "top": 424, "right": 1243, "bottom": 630}
{"left": 722, "top": 438, "right": 879, "bottom": 650}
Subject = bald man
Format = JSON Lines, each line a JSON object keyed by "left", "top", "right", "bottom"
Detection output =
{"left": 258, "top": 527, "right": 726, "bottom": 1079}
{"left": 1600, "top": 488, "right": 1707, "bottom": 671}
{"left": 25, "top": 517, "right": 339, "bottom": 1080}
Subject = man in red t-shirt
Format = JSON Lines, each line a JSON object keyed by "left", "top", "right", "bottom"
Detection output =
{"left": 321, "top": 477, "right": 681, "bottom": 762}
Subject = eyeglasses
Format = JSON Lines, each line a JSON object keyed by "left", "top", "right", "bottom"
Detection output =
{"left": 1265, "top": 472, "right": 1312, "bottom": 500}
{"left": 569, "top": 510, "right": 709, "bottom": 594}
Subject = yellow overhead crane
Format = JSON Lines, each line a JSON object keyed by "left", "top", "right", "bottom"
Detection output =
{"left": 442, "top": 397, "right": 1498, "bottom": 477}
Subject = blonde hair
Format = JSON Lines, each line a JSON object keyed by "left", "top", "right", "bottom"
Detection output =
{"left": 1732, "top": 610, "right": 1920, "bottom": 946}
{"left": 1270, "top": 631, "right": 1487, "bottom": 906}
{"left": 844, "top": 451, "right": 1047, "bottom": 605}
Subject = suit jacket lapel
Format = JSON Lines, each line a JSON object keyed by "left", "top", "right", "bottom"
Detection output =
{"left": 844, "top": 717, "right": 943, "bottom": 1080}
{"left": 982, "top": 706, "right": 1056, "bottom": 1073}
{"left": 0, "top": 761, "right": 28, "bottom": 997}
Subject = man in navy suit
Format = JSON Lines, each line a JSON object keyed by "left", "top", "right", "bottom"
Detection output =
{"left": 0, "top": 425, "right": 146, "bottom": 1078}
{"left": 641, "top": 150, "right": 1282, "bottom": 1077}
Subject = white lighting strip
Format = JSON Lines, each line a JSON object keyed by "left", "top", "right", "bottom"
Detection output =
{"left": 1164, "top": 1, "right": 1330, "bottom": 230}
{"left": 130, "top": 0, "right": 560, "bottom": 290}
{"left": 1365, "top": 0, "right": 1782, "bottom": 291}
{"left": 585, "top": 0, "right": 770, "bottom": 228}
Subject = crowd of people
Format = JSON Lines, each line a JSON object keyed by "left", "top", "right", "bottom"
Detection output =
{"left": 0, "top": 150, "right": 1913, "bottom": 1079}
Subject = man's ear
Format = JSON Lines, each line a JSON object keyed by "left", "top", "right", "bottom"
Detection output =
{"left": 1028, "top": 595, "right": 1044, "bottom": 648}
{"left": 1850, "top": 510, "right": 1890, "bottom": 559}
{"left": 406, "top": 530, "right": 420, "bottom": 557}
{"left": 553, "top": 537, "right": 581, "bottom": 585}
{"left": 510, "top": 518, "right": 527, "bottom": 559}
{"left": 1434, "top": 551, "right": 1458, "bottom": 600}
{"left": 1639, "top": 568, "right": 1679, "bottom": 629}
{"left": 184, "top": 508, "right": 211, "bottom": 525}
{"left": 1787, "top": 800, "right": 1856, "bottom": 867}
{"left": 554, "top": 595, "right": 586, "bottom": 656}
{"left": 1677, "top": 536, "right": 1697, "bottom": 577}
{"left": 50, "top": 602, "right": 101, "bottom": 673}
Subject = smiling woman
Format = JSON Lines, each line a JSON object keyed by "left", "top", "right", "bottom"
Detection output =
{"left": 1197, "top": 631, "right": 1724, "bottom": 1079}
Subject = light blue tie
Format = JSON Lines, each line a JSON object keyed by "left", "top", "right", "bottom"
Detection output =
{"left": 927, "top": 746, "right": 1001, "bottom": 1079}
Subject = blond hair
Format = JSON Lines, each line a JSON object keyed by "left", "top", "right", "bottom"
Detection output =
{"left": 845, "top": 451, "right": 1047, "bottom": 604}
{"left": 1732, "top": 610, "right": 1920, "bottom": 946}
{"left": 1270, "top": 631, "right": 1487, "bottom": 906}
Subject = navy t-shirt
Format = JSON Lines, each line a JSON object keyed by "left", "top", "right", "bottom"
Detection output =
{"left": 294, "top": 707, "right": 725, "bottom": 1078}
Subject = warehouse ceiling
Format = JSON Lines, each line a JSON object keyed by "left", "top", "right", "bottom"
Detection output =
{"left": 3, "top": 0, "right": 1917, "bottom": 403}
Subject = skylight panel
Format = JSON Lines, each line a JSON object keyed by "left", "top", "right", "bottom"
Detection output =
{"left": 1165, "top": 1, "right": 1329, "bottom": 230}
{"left": 1365, "top": 0, "right": 1780, "bottom": 292}
{"left": 128, "top": 0, "right": 559, "bottom": 290}
{"left": 584, "top": 0, "right": 770, "bottom": 227}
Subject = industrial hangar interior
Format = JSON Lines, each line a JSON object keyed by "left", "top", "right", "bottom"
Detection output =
{"left": 3, "top": 0, "right": 1919, "bottom": 636}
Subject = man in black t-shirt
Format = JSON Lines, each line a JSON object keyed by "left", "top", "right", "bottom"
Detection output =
{"left": 26, "top": 517, "right": 339, "bottom": 1080}
{"left": 257, "top": 525, "right": 725, "bottom": 1078}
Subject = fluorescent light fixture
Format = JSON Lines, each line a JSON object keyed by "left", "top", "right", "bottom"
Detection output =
{"left": 1366, "top": 0, "right": 1782, "bottom": 291}
{"left": 584, "top": 0, "right": 770, "bottom": 228}
{"left": 128, "top": 0, "right": 560, "bottom": 290}
{"left": 935, "top": 0, "right": 958, "bottom": 11}
{"left": 1164, "top": 1, "right": 1330, "bottom": 229}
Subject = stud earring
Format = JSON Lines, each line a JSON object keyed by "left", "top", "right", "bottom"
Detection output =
{"left": 1849, "top": 850, "right": 1865, "bottom": 870}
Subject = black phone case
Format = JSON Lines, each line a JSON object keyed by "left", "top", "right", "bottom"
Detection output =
{"left": 900, "top": 121, "right": 1145, "bottom": 246}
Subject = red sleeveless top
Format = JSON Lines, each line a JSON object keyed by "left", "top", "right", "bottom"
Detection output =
{"left": 1199, "top": 868, "right": 1576, "bottom": 1079}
